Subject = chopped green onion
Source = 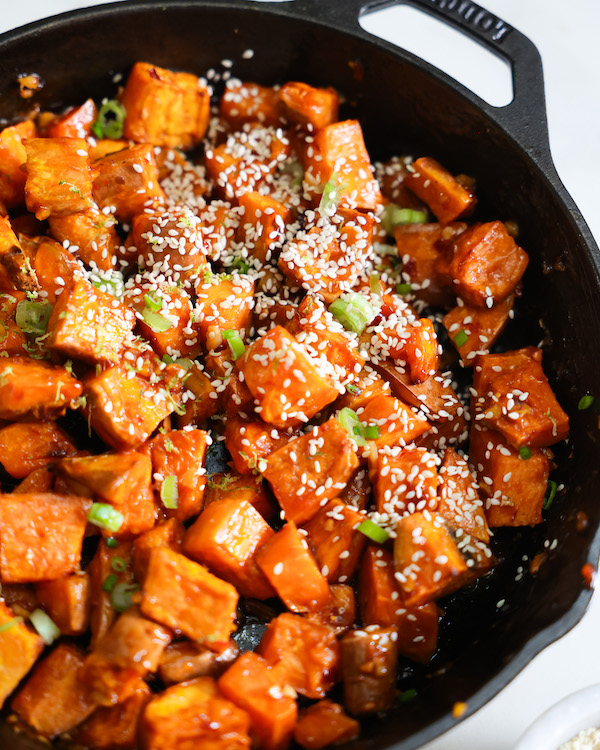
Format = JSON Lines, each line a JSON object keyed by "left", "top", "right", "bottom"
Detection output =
{"left": 102, "top": 573, "right": 118, "bottom": 592}
{"left": 88, "top": 502, "right": 124, "bottom": 532}
{"left": 337, "top": 407, "right": 366, "bottom": 447}
{"left": 346, "top": 383, "right": 360, "bottom": 395}
{"left": 281, "top": 160, "right": 304, "bottom": 188}
{"left": 141, "top": 308, "right": 172, "bottom": 333}
{"left": 453, "top": 329, "right": 469, "bottom": 348}
{"left": 543, "top": 480, "right": 558, "bottom": 510}
{"left": 160, "top": 475, "right": 179, "bottom": 510}
{"left": 230, "top": 256, "right": 250, "bottom": 274}
{"left": 369, "top": 273, "right": 382, "bottom": 295}
{"left": 374, "top": 242, "right": 398, "bottom": 258}
{"left": 399, "top": 688, "right": 418, "bottom": 703}
{"left": 396, "top": 283, "right": 412, "bottom": 296}
{"left": 222, "top": 329, "right": 245, "bottom": 360}
{"left": 382, "top": 204, "right": 428, "bottom": 235}
{"left": 111, "top": 556, "right": 127, "bottom": 573}
{"left": 91, "top": 277, "right": 123, "bottom": 298}
{"left": 173, "top": 357, "right": 193, "bottom": 371}
{"left": 329, "top": 292, "right": 377, "bottom": 335}
{"left": 0, "top": 616, "right": 24, "bottom": 634}
{"left": 110, "top": 583, "right": 139, "bottom": 613}
{"left": 319, "top": 172, "right": 344, "bottom": 216}
{"left": 357, "top": 518, "right": 390, "bottom": 544}
{"left": 162, "top": 354, "right": 174, "bottom": 364}
{"left": 29, "top": 609, "right": 61, "bottom": 646}
{"left": 15, "top": 300, "right": 52, "bottom": 336}
{"left": 364, "top": 425, "right": 381, "bottom": 440}
{"left": 519, "top": 446, "right": 532, "bottom": 460}
{"left": 578, "top": 395, "right": 595, "bottom": 410}
{"left": 144, "top": 292, "right": 162, "bottom": 313}
{"left": 93, "top": 99, "right": 126, "bottom": 140}
{"left": 106, "top": 537, "right": 118, "bottom": 548}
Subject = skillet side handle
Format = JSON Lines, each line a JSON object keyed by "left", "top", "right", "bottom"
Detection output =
{"left": 294, "top": 0, "right": 552, "bottom": 165}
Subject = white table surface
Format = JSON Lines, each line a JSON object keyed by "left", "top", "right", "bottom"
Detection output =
{"left": 1, "top": 1, "right": 599, "bottom": 748}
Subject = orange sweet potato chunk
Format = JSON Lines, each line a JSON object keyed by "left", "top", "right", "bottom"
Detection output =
{"left": 0, "top": 120, "right": 36, "bottom": 208}
{"left": 259, "top": 612, "right": 340, "bottom": 699}
{"left": 87, "top": 539, "right": 134, "bottom": 647}
{"left": 306, "top": 584, "right": 356, "bottom": 637}
{"left": 224, "top": 415, "right": 290, "bottom": 478}
{"left": 237, "top": 191, "right": 292, "bottom": 263}
{"left": 238, "top": 325, "right": 340, "bottom": 428}
{"left": 0, "top": 420, "right": 76, "bottom": 478}
{"left": 443, "top": 293, "right": 514, "bottom": 366}
{"left": 371, "top": 447, "right": 440, "bottom": 518}
{"left": 405, "top": 157, "right": 476, "bottom": 223}
{"left": 0, "top": 600, "right": 44, "bottom": 709}
{"left": 35, "top": 572, "right": 90, "bottom": 636}
{"left": 0, "top": 493, "right": 91, "bottom": 583}
{"left": 340, "top": 626, "right": 398, "bottom": 715}
{"left": 256, "top": 521, "right": 330, "bottom": 613}
{"left": 294, "top": 700, "right": 359, "bottom": 750}
{"left": 220, "top": 79, "right": 281, "bottom": 129}
{"left": 205, "top": 471, "right": 278, "bottom": 522}
{"left": 279, "top": 82, "right": 339, "bottom": 131}
{"left": 218, "top": 651, "right": 297, "bottom": 750}
{"left": 194, "top": 272, "right": 254, "bottom": 350}
{"left": 121, "top": 62, "right": 211, "bottom": 149}
{"left": 184, "top": 496, "right": 275, "bottom": 599}
{"left": 141, "top": 547, "right": 238, "bottom": 646}
{"left": 357, "top": 394, "right": 430, "bottom": 449}
{"left": 0, "top": 216, "right": 38, "bottom": 292}
{"left": 262, "top": 417, "right": 359, "bottom": 525}
{"left": 47, "top": 98, "right": 97, "bottom": 139}
{"left": 140, "top": 676, "right": 251, "bottom": 750}
{"left": 437, "top": 447, "right": 490, "bottom": 542}
{"left": 24, "top": 137, "right": 93, "bottom": 220}
{"left": 374, "top": 317, "right": 439, "bottom": 384}
{"left": 0, "top": 291, "right": 28, "bottom": 354}
{"left": 158, "top": 640, "right": 239, "bottom": 686}
{"left": 11, "top": 642, "right": 97, "bottom": 738}
{"left": 473, "top": 346, "right": 569, "bottom": 449}
{"left": 132, "top": 518, "right": 184, "bottom": 583}
{"left": 49, "top": 207, "right": 120, "bottom": 271}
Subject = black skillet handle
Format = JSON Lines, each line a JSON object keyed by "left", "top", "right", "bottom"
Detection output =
{"left": 293, "top": 0, "right": 552, "bottom": 164}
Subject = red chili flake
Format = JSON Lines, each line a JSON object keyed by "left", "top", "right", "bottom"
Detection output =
{"left": 581, "top": 562, "right": 596, "bottom": 590}
{"left": 576, "top": 511, "right": 589, "bottom": 533}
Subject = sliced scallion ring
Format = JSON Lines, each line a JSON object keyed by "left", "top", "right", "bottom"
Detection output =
{"left": 222, "top": 329, "right": 246, "bottom": 360}
{"left": 519, "top": 446, "right": 532, "bottom": 460}
{"left": 93, "top": 99, "right": 126, "bottom": 140}
{"left": 144, "top": 292, "right": 163, "bottom": 313}
{"left": 141, "top": 308, "right": 172, "bottom": 333}
{"left": 160, "top": 475, "right": 179, "bottom": 510}
{"left": 15, "top": 300, "right": 52, "bottom": 336}
{"left": 110, "top": 583, "right": 139, "bottom": 613}
{"left": 364, "top": 425, "right": 381, "bottom": 440}
{"left": 102, "top": 573, "right": 118, "bottom": 592}
{"left": 111, "top": 556, "right": 127, "bottom": 573}
{"left": 88, "top": 502, "right": 124, "bottom": 532}
{"left": 29, "top": 609, "right": 61, "bottom": 646}
{"left": 337, "top": 407, "right": 366, "bottom": 447}
{"left": 453, "top": 329, "right": 469, "bottom": 348}
{"left": 329, "top": 292, "right": 377, "bottom": 335}
{"left": 357, "top": 518, "right": 390, "bottom": 544}
{"left": 382, "top": 203, "right": 427, "bottom": 235}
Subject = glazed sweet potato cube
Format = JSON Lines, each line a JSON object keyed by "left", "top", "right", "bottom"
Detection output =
{"left": 0, "top": 120, "right": 35, "bottom": 208}
{"left": 80, "top": 606, "right": 172, "bottom": 706}
{"left": 237, "top": 326, "right": 339, "bottom": 428}
{"left": 0, "top": 493, "right": 91, "bottom": 583}
{"left": 205, "top": 471, "right": 278, "bottom": 522}
{"left": 54, "top": 450, "right": 151, "bottom": 506}
{"left": 263, "top": 418, "right": 359, "bottom": 525}
{"left": 0, "top": 356, "right": 82, "bottom": 420}
{"left": 357, "top": 394, "right": 430, "bottom": 449}
{"left": 47, "top": 98, "right": 97, "bottom": 138}
{"left": 24, "top": 137, "right": 93, "bottom": 220}
{"left": 0, "top": 216, "right": 38, "bottom": 292}
{"left": 15, "top": 466, "right": 54, "bottom": 494}
{"left": 87, "top": 539, "right": 134, "bottom": 646}
{"left": 0, "top": 291, "right": 27, "bottom": 354}
{"left": 278, "top": 82, "right": 339, "bottom": 130}
{"left": 371, "top": 447, "right": 439, "bottom": 518}
{"left": 32, "top": 236, "right": 80, "bottom": 303}
{"left": 473, "top": 346, "right": 569, "bottom": 449}
{"left": 445, "top": 220, "right": 528, "bottom": 307}
{"left": 393, "top": 511, "right": 492, "bottom": 607}
{"left": 218, "top": 652, "right": 297, "bottom": 750}
{"left": 75, "top": 679, "right": 151, "bottom": 750}
{"left": 335, "top": 368, "right": 390, "bottom": 412}
{"left": 378, "top": 155, "right": 427, "bottom": 209}
{"left": 0, "top": 420, "right": 76, "bottom": 478}
{"left": 49, "top": 207, "right": 120, "bottom": 271}
{"left": 141, "top": 547, "right": 238, "bottom": 646}
{"left": 393, "top": 222, "right": 466, "bottom": 307}
{"left": 470, "top": 425, "right": 551, "bottom": 527}
{"left": 303, "top": 120, "right": 381, "bottom": 211}
{"left": 205, "top": 348, "right": 254, "bottom": 417}
{"left": 205, "top": 126, "right": 290, "bottom": 203}
{"left": 306, "top": 584, "right": 356, "bottom": 637}
{"left": 48, "top": 278, "right": 135, "bottom": 364}
{"left": 89, "top": 138, "right": 129, "bottom": 161}
{"left": 158, "top": 640, "right": 239, "bottom": 685}
{"left": 443, "top": 294, "right": 514, "bottom": 366}
{"left": 92, "top": 144, "right": 166, "bottom": 221}
{"left": 340, "top": 626, "right": 398, "bottom": 715}
{"left": 184, "top": 496, "right": 275, "bottom": 599}
{"left": 0, "top": 600, "right": 44, "bottom": 709}
{"left": 256, "top": 521, "right": 330, "bottom": 613}
{"left": 359, "top": 547, "right": 440, "bottom": 663}
{"left": 176, "top": 362, "right": 221, "bottom": 427}
{"left": 220, "top": 79, "right": 281, "bottom": 129}
{"left": 294, "top": 700, "right": 359, "bottom": 750}
{"left": 140, "top": 676, "right": 251, "bottom": 750}
{"left": 132, "top": 518, "right": 184, "bottom": 582}
{"left": 11, "top": 643, "right": 97, "bottom": 738}
{"left": 194, "top": 272, "right": 254, "bottom": 351}
{"left": 302, "top": 499, "right": 366, "bottom": 583}
{"left": 224, "top": 415, "right": 290, "bottom": 478}
{"left": 374, "top": 317, "right": 439, "bottom": 383}
{"left": 405, "top": 157, "right": 476, "bottom": 223}
{"left": 149, "top": 428, "right": 208, "bottom": 521}
{"left": 259, "top": 612, "right": 340, "bottom": 699}
{"left": 237, "top": 191, "right": 292, "bottom": 263}
{"left": 199, "top": 199, "right": 241, "bottom": 260}
{"left": 121, "top": 62, "right": 211, "bottom": 149}
{"left": 35, "top": 572, "right": 90, "bottom": 636}
{"left": 84, "top": 363, "right": 182, "bottom": 450}
{"left": 437, "top": 447, "right": 490, "bottom": 542}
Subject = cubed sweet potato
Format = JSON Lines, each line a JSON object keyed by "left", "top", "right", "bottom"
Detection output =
{"left": 194, "top": 272, "right": 254, "bottom": 351}
{"left": 36, "top": 571, "right": 90, "bottom": 636}
{"left": 237, "top": 191, "right": 292, "bottom": 263}
{"left": 404, "top": 157, "right": 476, "bottom": 223}
{"left": 224, "top": 415, "right": 290, "bottom": 477}
{"left": 49, "top": 207, "right": 120, "bottom": 271}
{"left": 306, "top": 584, "right": 356, "bottom": 637}
{"left": 31, "top": 236, "right": 80, "bottom": 303}
{"left": 11, "top": 642, "right": 97, "bottom": 738}
{"left": 437, "top": 447, "right": 490, "bottom": 542}
{"left": 0, "top": 216, "right": 38, "bottom": 291}
{"left": 47, "top": 98, "right": 97, "bottom": 138}
{"left": 0, "top": 493, "right": 91, "bottom": 583}
{"left": 132, "top": 518, "right": 184, "bottom": 583}
{"left": 0, "top": 291, "right": 27, "bottom": 354}
{"left": 0, "top": 420, "right": 76, "bottom": 478}
{"left": 278, "top": 82, "right": 339, "bottom": 131}
{"left": 205, "top": 471, "right": 277, "bottom": 522}
{"left": 340, "top": 626, "right": 398, "bottom": 715}
{"left": 0, "top": 600, "right": 44, "bottom": 709}
{"left": 141, "top": 547, "right": 238, "bottom": 646}
{"left": 294, "top": 700, "right": 359, "bottom": 750}
{"left": 221, "top": 79, "right": 281, "bottom": 129}
{"left": 121, "top": 62, "right": 211, "bottom": 149}
{"left": 0, "top": 120, "right": 35, "bottom": 208}
{"left": 374, "top": 316, "right": 439, "bottom": 384}
{"left": 371, "top": 447, "right": 440, "bottom": 519}
{"left": 263, "top": 417, "right": 359, "bottom": 525}
{"left": 176, "top": 362, "right": 221, "bottom": 428}
{"left": 87, "top": 539, "right": 134, "bottom": 646}
{"left": 357, "top": 394, "right": 430, "bottom": 449}
{"left": 158, "top": 640, "right": 239, "bottom": 685}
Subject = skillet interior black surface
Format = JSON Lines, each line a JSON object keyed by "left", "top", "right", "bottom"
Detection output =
{"left": 1, "top": 1, "right": 600, "bottom": 748}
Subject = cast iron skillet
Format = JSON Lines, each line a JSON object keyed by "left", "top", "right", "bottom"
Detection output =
{"left": 1, "top": 1, "right": 599, "bottom": 748}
